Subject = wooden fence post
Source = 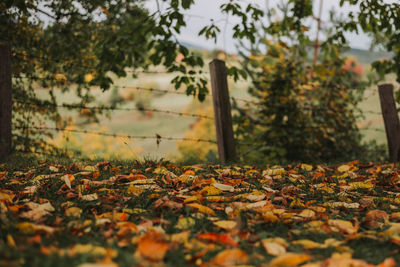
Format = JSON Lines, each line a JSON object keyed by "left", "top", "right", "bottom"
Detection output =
{"left": 378, "top": 83, "right": 400, "bottom": 163}
{"left": 0, "top": 44, "right": 12, "bottom": 161}
{"left": 209, "top": 59, "right": 237, "bottom": 163}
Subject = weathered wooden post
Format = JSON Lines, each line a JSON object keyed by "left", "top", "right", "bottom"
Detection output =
{"left": 378, "top": 83, "right": 400, "bottom": 162}
{"left": 209, "top": 59, "right": 237, "bottom": 163}
{"left": 0, "top": 44, "right": 12, "bottom": 161}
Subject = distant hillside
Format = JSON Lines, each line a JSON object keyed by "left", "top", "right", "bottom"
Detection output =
{"left": 344, "top": 48, "right": 392, "bottom": 65}
{"left": 180, "top": 41, "right": 208, "bottom": 51}
{"left": 180, "top": 40, "right": 392, "bottom": 66}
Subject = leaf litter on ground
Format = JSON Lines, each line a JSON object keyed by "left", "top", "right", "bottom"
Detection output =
{"left": 0, "top": 160, "right": 400, "bottom": 266}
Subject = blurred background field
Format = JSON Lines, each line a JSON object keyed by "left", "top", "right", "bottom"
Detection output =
{"left": 32, "top": 47, "right": 396, "bottom": 161}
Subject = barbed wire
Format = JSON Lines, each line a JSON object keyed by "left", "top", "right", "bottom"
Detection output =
{"left": 362, "top": 90, "right": 378, "bottom": 101}
{"left": 120, "top": 85, "right": 257, "bottom": 105}
{"left": 14, "top": 126, "right": 217, "bottom": 144}
{"left": 361, "top": 110, "right": 382, "bottom": 115}
{"left": 360, "top": 127, "right": 385, "bottom": 132}
{"left": 13, "top": 149, "right": 93, "bottom": 161}
{"left": 14, "top": 100, "right": 214, "bottom": 120}
{"left": 125, "top": 69, "right": 209, "bottom": 75}
{"left": 117, "top": 85, "right": 189, "bottom": 96}
{"left": 14, "top": 52, "right": 209, "bottom": 77}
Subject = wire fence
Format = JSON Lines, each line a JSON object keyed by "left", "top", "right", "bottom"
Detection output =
{"left": 14, "top": 100, "right": 214, "bottom": 120}
{"left": 7, "top": 52, "right": 388, "bottom": 160}
{"left": 14, "top": 126, "right": 217, "bottom": 144}
{"left": 12, "top": 80, "right": 386, "bottom": 153}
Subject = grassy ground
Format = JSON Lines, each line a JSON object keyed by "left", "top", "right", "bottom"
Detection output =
{"left": 1, "top": 156, "right": 399, "bottom": 266}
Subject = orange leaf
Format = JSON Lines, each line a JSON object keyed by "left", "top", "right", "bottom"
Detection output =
{"left": 183, "top": 170, "right": 195, "bottom": 175}
{"left": 137, "top": 231, "right": 169, "bottom": 261}
{"left": 0, "top": 190, "right": 14, "bottom": 204}
{"left": 269, "top": 252, "right": 311, "bottom": 267}
{"left": 378, "top": 258, "right": 397, "bottom": 267}
{"left": 211, "top": 248, "right": 248, "bottom": 266}
{"left": 198, "top": 233, "right": 238, "bottom": 247}
{"left": 187, "top": 203, "right": 216, "bottom": 216}
{"left": 324, "top": 258, "right": 372, "bottom": 267}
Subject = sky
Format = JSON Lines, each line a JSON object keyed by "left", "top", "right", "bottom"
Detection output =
{"left": 145, "top": 0, "right": 388, "bottom": 52}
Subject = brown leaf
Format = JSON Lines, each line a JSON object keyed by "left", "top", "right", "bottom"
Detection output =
{"left": 20, "top": 202, "right": 55, "bottom": 221}
{"left": 363, "top": 210, "right": 389, "bottom": 228}
{"left": 328, "top": 219, "right": 359, "bottom": 235}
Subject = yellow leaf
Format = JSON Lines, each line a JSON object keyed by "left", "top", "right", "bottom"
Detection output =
{"left": 170, "top": 231, "right": 190, "bottom": 243}
{"left": 127, "top": 185, "right": 144, "bottom": 196}
{"left": 391, "top": 212, "right": 400, "bottom": 221}
{"left": 199, "top": 186, "right": 222, "bottom": 196}
{"left": 290, "top": 198, "right": 306, "bottom": 208}
{"left": 324, "top": 257, "right": 371, "bottom": 267}
{"left": 349, "top": 181, "right": 374, "bottom": 190}
{"left": 245, "top": 194, "right": 266, "bottom": 202}
{"left": 321, "top": 238, "right": 343, "bottom": 248}
{"left": 298, "top": 209, "right": 316, "bottom": 218}
{"left": 261, "top": 238, "right": 287, "bottom": 256}
{"left": 184, "top": 195, "right": 198, "bottom": 203}
{"left": 7, "top": 234, "right": 16, "bottom": 248}
{"left": 309, "top": 206, "right": 326, "bottom": 213}
{"left": 55, "top": 73, "right": 67, "bottom": 82}
{"left": 337, "top": 164, "right": 351, "bottom": 172}
{"left": 16, "top": 222, "right": 55, "bottom": 234}
{"left": 83, "top": 165, "right": 97, "bottom": 172}
{"left": 16, "top": 222, "right": 35, "bottom": 234}
{"left": 263, "top": 167, "right": 285, "bottom": 176}
{"left": 81, "top": 193, "right": 98, "bottom": 201}
{"left": 129, "top": 179, "right": 155, "bottom": 185}
{"left": 84, "top": 73, "right": 94, "bottom": 83}
{"left": 325, "top": 202, "right": 360, "bottom": 209}
{"left": 269, "top": 252, "right": 311, "bottom": 267}
{"left": 292, "top": 239, "right": 321, "bottom": 249}
{"left": 206, "top": 196, "right": 227, "bottom": 202}
{"left": 213, "top": 220, "right": 237, "bottom": 230}
{"left": 301, "top": 164, "right": 313, "bottom": 171}
{"left": 65, "top": 207, "right": 82, "bottom": 217}
{"left": 122, "top": 208, "right": 146, "bottom": 214}
{"left": 321, "top": 186, "right": 334, "bottom": 193}
{"left": 383, "top": 223, "right": 400, "bottom": 236}
{"left": 176, "top": 217, "right": 195, "bottom": 230}
{"left": 187, "top": 203, "right": 216, "bottom": 216}
{"left": 49, "top": 166, "right": 59, "bottom": 172}
{"left": 177, "top": 174, "right": 195, "bottom": 183}
{"left": 0, "top": 190, "right": 14, "bottom": 203}
{"left": 213, "top": 183, "right": 234, "bottom": 192}
{"left": 70, "top": 244, "right": 107, "bottom": 257}
{"left": 61, "top": 174, "right": 75, "bottom": 189}
{"left": 262, "top": 211, "right": 280, "bottom": 223}
{"left": 246, "top": 200, "right": 270, "bottom": 210}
